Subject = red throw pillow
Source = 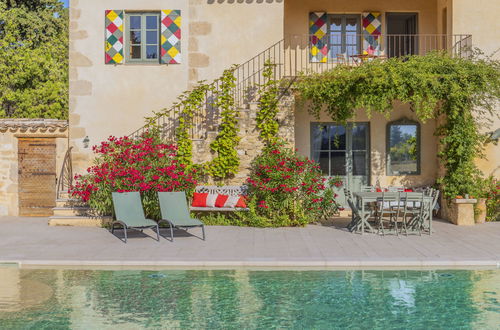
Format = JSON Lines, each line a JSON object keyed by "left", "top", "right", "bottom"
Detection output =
{"left": 376, "top": 188, "right": 382, "bottom": 192}
{"left": 404, "top": 189, "right": 414, "bottom": 192}
{"left": 215, "top": 194, "right": 229, "bottom": 208}
{"left": 235, "top": 196, "right": 247, "bottom": 208}
{"left": 191, "top": 192, "right": 208, "bottom": 207}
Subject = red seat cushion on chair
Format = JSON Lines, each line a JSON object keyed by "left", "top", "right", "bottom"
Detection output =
{"left": 404, "top": 189, "right": 414, "bottom": 192}
{"left": 215, "top": 194, "right": 229, "bottom": 208}
{"left": 235, "top": 196, "right": 247, "bottom": 208}
{"left": 191, "top": 192, "right": 209, "bottom": 207}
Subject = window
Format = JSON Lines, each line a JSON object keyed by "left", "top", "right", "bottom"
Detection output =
{"left": 328, "top": 15, "right": 361, "bottom": 58}
{"left": 387, "top": 119, "right": 420, "bottom": 175}
{"left": 125, "top": 13, "right": 160, "bottom": 63}
{"left": 311, "top": 123, "right": 370, "bottom": 177}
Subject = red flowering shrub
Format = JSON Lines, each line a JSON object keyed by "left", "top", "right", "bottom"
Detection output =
{"left": 71, "top": 133, "right": 197, "bottom": 219}
{"left": 244, "top": 141, "right": 342, "bottom": 227}
{"left": 482, "top": 176, "right": 500, "bottom": 222}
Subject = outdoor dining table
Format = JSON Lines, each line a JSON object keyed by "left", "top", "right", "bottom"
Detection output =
{"left": 351, "top": 192, "right": 434, "bottom": 235}
{"left": 350, "top": 54, "right": 380, "bottom": 65}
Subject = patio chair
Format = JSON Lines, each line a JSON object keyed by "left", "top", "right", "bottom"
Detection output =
{"left": 111, "top": 192, "right": 160, "bottom": 243}
{"left": 361, "top": 186, "right": 376, "bottom": 192}
{"left": 346, "top": 195, "right": 363, "bottom": 233}
{"left": 376, "top": 192, "right": 401, "bottom": 236}
{"left": 157, "top": 191, "right": 205, "bottom": 241}
{"left": 402, "top": 192, "right": 426, "bottom": 236}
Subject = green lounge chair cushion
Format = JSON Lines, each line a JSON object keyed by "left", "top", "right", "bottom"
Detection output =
{"left": 158, "top": 192, "right": 204, "bottom": 227}
{"left": 112, "top": 192, "right": 157, "bottom": 227}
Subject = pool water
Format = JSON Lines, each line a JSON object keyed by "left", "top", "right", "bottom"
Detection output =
{"left": 0, "top": 268, "right": 499, "bottom": 329}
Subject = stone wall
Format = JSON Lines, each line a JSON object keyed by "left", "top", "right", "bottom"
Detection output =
{"left": 0, "top": 119, "right": 68, "bottom": 216}
{"left": 192, "top": 96, "right": 295, "bottom": 185}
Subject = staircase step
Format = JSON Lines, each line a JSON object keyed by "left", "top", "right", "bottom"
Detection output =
{"left": 48, "top": 216, "right": 112, "bottom": 227}
{"left": 55, "top": 199, "right": 86, "bottom": 208}
{"left": 52, "top": 207, "right": 91, "bottom": 217}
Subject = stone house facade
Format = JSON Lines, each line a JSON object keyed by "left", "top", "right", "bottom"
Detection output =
{"left": 1, "top": 0, "right": 499, "bottom": 216}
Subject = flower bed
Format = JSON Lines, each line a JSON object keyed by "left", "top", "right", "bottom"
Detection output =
{"left": 71, "top": 133, "right": 197, "bottom": 219}
{"left": 203, "top": 141, "right": 342, "bottom": 227}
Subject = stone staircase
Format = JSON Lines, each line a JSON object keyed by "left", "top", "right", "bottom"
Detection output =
{"left": 49, "top": 193, "right": 112, "bottom": 227}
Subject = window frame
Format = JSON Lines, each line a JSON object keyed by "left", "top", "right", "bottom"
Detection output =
{"left": 124, "top": 12, "right": 161, "bottom": 64}
{"left": 386, "top": 118, "right": 421, "bottom": 176}
{"left": 310, "top": 122, "right": 371, "bottom": 178}
{"left": 327, "top": 14, "right": 361, "bottom": 60}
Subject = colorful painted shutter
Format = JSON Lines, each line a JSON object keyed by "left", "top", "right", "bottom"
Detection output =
{"left": 309, "top": 12, "right": 328, "bottom": 63}
{"left": 161, "top": 10, "right": 182, "bottom": 64}
{"left": 362, "top": 12, "right": 382, "bottom": 55}
{"left": 105, "top": 10, "right": 124, "bottom": 64}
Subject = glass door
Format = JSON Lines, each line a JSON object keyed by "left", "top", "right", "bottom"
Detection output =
{"left": 311, "top": 123, "right": 370, "bottom": 206}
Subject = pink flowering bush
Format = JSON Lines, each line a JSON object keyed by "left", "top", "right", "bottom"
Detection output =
{"left": 71, "top": 133, "right": 197, "bottom": 219}
{"left": 244, "top": 141, "right": 342, "bottom": 227}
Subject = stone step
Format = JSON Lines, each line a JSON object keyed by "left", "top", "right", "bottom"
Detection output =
{"left": 48, "top": 216, "right": 112, "bottom": 227}
{"left": 58, "top": 191, "right": 71, "bottom": 199}
{"left": 52, "top": 207, "right": 91, "bottom": 217}
{"left": 55, "top": 199, "right": 86, "bottom": 208}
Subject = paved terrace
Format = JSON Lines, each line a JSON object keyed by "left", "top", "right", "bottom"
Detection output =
{"left": 1, "top": 216, "right": 500, "bottom": 268}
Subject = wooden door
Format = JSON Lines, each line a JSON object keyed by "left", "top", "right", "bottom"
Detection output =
{"left": 18, "top": 138, "right": 57, "bottom": 216}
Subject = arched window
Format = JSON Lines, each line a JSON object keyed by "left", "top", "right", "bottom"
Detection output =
{"left": 386, "top": 119, "right": 420, "bottom": 175}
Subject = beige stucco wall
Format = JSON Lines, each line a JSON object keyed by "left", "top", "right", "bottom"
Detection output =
{"left": 451, "top": 0, "right": 500, "bottom": 58}
{"left": 284, "top": 0, "right": 439, "bottom": 36}
{"left": 69, "top": 0, "right": 284, "bottom": 175}
{"left": 294, "top": 103, "right": 439, "bottom": 188}
{"left": 0, "top": 120, "right": 68, "bottom": 216}
{"left": 451, "top": 0, "right": 500, "bottom": 179}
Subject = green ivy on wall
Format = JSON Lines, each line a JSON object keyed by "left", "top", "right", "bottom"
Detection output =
{"left": 208, "top": 66, "right": 241, "bottom": 180}
{"left": 296, "top": 52, "right": 500, "bottom": 201}
{"left": 256, "top": 61, "right": 280, "bottom": 144}
{"left": 174, "top": 82, "right": 212, "bottom": 166}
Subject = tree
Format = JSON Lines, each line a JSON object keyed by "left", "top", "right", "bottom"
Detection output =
{"left": 0, "top": 0, "right": 68, "bottom": 119}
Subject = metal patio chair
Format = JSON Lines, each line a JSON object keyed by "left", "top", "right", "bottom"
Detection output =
{"left": 376, "top": 192, "right": 401, "bottom": 236}
{"left": 111, "top": 192, "right": 160, "bottom": 243}
{"left": 157, "top": 191, "right": 206, "bottom": 241}
{"left": 402, "top": 192, "right": 426, "bottom": 236}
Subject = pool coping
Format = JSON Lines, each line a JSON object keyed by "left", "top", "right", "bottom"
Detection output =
{"left": 2, "top": 259, "right": 500, "bottom": 271}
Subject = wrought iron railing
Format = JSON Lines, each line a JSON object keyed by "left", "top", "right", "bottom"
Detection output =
{"left": 56, "top": 146, "right": 73, "bottom": 200}
{"left": 129, "top": 34, "right": 472, "bottom": 141}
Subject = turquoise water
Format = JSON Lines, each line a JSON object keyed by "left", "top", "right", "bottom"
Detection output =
{"left": 0, "top": 268, "right": 499, "bottom": 329}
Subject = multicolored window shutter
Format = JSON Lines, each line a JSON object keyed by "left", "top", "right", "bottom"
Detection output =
{"left": 161, "top": 10, "right": 182, "bottom": 64}
{"left": 362, "top": 12, "right": 382, "bottom": 55}
{"left": 309, "top": 12, "right": 328, "bottom": 63}
{"left": 105, "top": 10, "right": 124, "bottom": 64}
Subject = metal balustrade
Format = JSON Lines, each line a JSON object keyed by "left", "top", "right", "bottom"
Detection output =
{"left": 128, "top": 34, "right": 472, "bottom": 141}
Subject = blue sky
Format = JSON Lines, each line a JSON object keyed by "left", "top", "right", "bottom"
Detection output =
{"left": 61, "top": 0, "right": 69, "bottom": 7}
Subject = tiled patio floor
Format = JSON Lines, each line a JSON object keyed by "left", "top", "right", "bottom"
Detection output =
{"left": 1, "top": 216, "right": 499, "bottom": 268}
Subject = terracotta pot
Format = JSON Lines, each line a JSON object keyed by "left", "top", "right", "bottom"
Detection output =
{"left": 475, "top": 198, "right": 487, "bottom": 224}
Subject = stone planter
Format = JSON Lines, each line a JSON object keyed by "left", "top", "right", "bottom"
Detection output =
{"left": 474, "top": 198, "right": 487, "bottom": 224}
{"left": 447, "top": 198, "right": 477, "bottom": 226}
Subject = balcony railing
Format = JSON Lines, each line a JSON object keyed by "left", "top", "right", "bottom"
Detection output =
{"left": 130, "top": 34, "right": 472, "bottom": 142}
{"left": 235, "top": 34, "right": 472, "bottom": 103}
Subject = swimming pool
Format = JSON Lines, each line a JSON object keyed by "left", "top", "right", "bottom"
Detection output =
{"left": 0, "top": 268, "right": 499, "bottom": 329}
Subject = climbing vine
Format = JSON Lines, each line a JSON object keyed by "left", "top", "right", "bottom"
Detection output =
{"left": 296, "top": 52, "right": 500, "bottom": 201}
{"left": 256, "top": 61, "right": 281, "bottom": 144}
{"left": 208, "top": 66, "right": 241, "bottom": 180}
{"left": 173, "top": 82, "right": 212, "bottom": 166}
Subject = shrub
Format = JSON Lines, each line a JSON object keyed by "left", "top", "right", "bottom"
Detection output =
{"left": 244, "top": 140, "right": 342, "bottom": 227}
{"left": 71, "top": 133, "right": 197, "bottom": 219}
{"left": 481, "top": 176, "right": 500, "bottom": 222}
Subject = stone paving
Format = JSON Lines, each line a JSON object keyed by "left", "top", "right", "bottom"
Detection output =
{"left": 1, "top": 216, "right": 500, "bottom": 268}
